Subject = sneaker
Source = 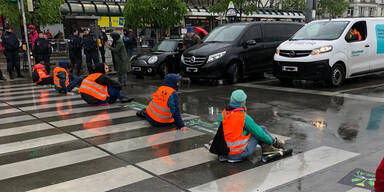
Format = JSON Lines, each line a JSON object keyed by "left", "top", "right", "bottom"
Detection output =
{"left": 273, "top": 137, "right": 285, "bottom": 149}
{"left": 136, "top": 110, "right": 146, "bottom": 118}
{"left": 218, "top": 155, "right": 242, "bottom": 163}
{"left": 120, "top": 97, "right": 134, "bottom": 103}
{"left": 261, "top": 144, "right": 283, "bottom": 155}
{"left": 71, "top": 87, "right": 80, "bottom": 93}
{"left": 218, "top": 155, "right": 228, "bottom": 162}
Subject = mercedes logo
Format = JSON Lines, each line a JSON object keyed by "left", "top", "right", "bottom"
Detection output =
{"left": 289, "top": 51, "right": 296, "bottom": 57}
{"left": 190, "top": 56, "right": 196, "bottom": 63}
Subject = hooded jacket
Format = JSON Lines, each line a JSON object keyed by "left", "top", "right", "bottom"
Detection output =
{"left": 80, "top": 63, "right": 122, "bottom": 104}
{"left": 28, "top": 25, "right": 38, "bottom": 50}
{"left": 109, "top": 32, "right": 130, "bottom": 74}
{"left": 55, "top": 61, "right": 71, "bottom": 93}
{"left": 146, "top": 74, "right": 185, "bottom": 128}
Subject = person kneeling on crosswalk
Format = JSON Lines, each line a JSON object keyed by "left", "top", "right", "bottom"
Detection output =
{"left": 32, "top": 62, "right": 53, "bottom": 86}
{"left": 136, "top": 74, "right": 188, "bottom": 130}
{"left": 53, "top": 60, "right": 83, "bottom": 95}
{"left": 209, "top": 89, "right": 285, "bottom": 163}
{"left": 79, "top": 63, "right": 133, "bottom": 105}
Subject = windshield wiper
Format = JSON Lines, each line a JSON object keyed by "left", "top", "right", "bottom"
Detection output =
{"left": 204, "top": 41, "right": 224, "bottom": 43}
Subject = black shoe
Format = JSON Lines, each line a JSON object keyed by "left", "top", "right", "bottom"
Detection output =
{"left": 136, "top": 110, "right": 146, "bottom": 118}
{"left": 0, "top": 76, "right": 6, "bottom": 81}
{"left": 9, "top": 74, "right": 14, "bottom": 79}
{"left": 120, "top": 97, "right": 134, "bottom": 103}
{"left": 17, "top": 74, "right": 24, "bottom": 78}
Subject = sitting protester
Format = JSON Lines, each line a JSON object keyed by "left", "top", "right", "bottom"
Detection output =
{"left": 210, "top": 89, "right": 284, "bottom": 163}
{"left": 32, "top": 63, "right": 53, "bottom": 85}
{"left": 137, "top": 74, "right": 188, "bottom": 130}
{"left": 79, "top": 63, "right": 133, "bottom": 105}
{"left": 53, "top": 60, "right": 83, "bottom": 94}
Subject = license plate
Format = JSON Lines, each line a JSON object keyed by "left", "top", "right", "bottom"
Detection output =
{"left": 186, "top": 67, "right": 198, "bottom": 72}
{"left": 132, "top": 67, "right": 141, "bottom": 72}
{"left": 282, "top": 66, "right": 298, "bottom": 72}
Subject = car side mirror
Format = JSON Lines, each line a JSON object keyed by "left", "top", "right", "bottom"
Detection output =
{"left": 246, "top": 39, "right": 257, "bottom": 46}
{"left": 348, "top": 34, "right": 359, "bottom": 42}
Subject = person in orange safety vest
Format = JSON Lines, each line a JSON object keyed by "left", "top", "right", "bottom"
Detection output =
{"left": 210, "top": 90, "right": 285, "bottom": 163}
{"left": 53, "top": 60, "right": 83, "bottom": 94}
{"left": 136, "top": 74, "right": 189, "bottom": 130}
{"left": 349, "top": 28, "right": 362, "bottom": 41}
{"left": 32, "top": 62, "right": 53, "bottom": 85}
{"left": 79, "top": 63, "right": 133, "bottom": 105}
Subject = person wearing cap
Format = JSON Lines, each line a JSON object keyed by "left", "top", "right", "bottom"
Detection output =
{"left": 211, "top": 90, "right": 284, "bottom": 163}
{"left": 80, "top": 63, "right": 133, "bottom": 105}
{"left": 2, "top": 25, "right": 23, "bottom": 79}
{"left": 33, "top": 32, "right": 51, "bottom": 74}
{"left": 28, "top": 25, "right": 38, "bottom": 50}
{"left": 53, "top": 60, "right": 83, "bottom": 95}
{"left": 182, "top": 27, "right": 201, "bottom": 50}
{"left": 82, "top": 28, "right": 99, "bottom": 74}
{"left": 68, "top": 29, "right": 83, "bottom": 76}
{"left": 136, "top": 74, "right": 188, "bottom": 130}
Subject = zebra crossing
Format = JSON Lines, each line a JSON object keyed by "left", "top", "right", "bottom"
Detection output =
{"left": 0, "top": 82, "right": 362, "bottom": 192}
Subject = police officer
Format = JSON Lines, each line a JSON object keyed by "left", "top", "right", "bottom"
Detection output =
{"left": 1, "top": 25, "right": 23, "bottom": 79}
{"left": 82, "top": 28, "right": 99, "bottom": 74}
{"left": 68, "top": 29, "right": 83, "bottom": 76}
{"left": 33, "top": 32, "right": 51, "bottom": 74}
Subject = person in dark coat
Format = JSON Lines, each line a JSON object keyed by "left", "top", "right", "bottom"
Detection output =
{"left": 1, "top": 25, "right": 23, "bottom": 79}
{"left": 80, "top": 63, "right": 133, "bottom": 105}
{"left": 82, "top": 28, "right": 99, "bottom": 74}
{"left": 33, "top": 32, "right": 51, "bottom": 74}
{"left": 68, "top": 29, "right": 83, "bottom": 76}
{"left": 106, "top": 32, "right": 129, "bottom": 86}
{"left": 123, "top": 29, "right": 136, "bottom": 60}
{"left": 98, "top": 30, "right": 108, "bottom": 63}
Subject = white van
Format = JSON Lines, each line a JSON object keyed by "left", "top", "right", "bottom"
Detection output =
{"left": 273, "top": 18, "right": 384, "bottom": 87}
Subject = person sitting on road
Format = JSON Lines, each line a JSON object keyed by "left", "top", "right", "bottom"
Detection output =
{"left": 79, "top": 63, "right": 134, "bottom": 105}
{"left": 32, "top": 62, "right": 53, "bottom": 86}
{"left": 349, "top": 28, "right": 362, "bottom": 41}
{"left": 136, "top": 74, "right": 189, "bottom": 130}
{"left": 53, "top": 60, "right": 83, "bottom": 95}
{"left": 210, "top": 89, "right": 284, "bottom": 163}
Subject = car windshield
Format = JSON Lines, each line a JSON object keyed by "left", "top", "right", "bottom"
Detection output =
{"left": 204, "top": 25, "right": 246, "bottom": 43}
{"left": 152, "top": 40, "right": 178, "bottom": 52}
{"left": 291, "top": 21, "right": 350, "bottom": 41}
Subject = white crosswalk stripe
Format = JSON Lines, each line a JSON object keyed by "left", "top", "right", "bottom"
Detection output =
{"left": 0, "top": 108, "right": 20, "bottom": 115}
{"left": 0, "top": 89, "right": 56, "bottom": 97}
{"left": 19, "top": 100, "right": 86, "bottom": 111}
{"left": 0, "top": 86, "right": 51, "bottom": 92}
{"left": 0, "top": 123, "right": 53, "bottom": 137}
{"left": 0, "top": 91, "right": 59, "bottom": 101}
{"left": 32, "top": 104, "right": 122, "bottom": 118}
{"left": 7, "top": 95, "right": 79, "bottom": 105}
{"left": 0, "top": 83, "right": 36, "bottom": 88}
{"left": 0, "top": 115, "right": 35, "bottom": 125}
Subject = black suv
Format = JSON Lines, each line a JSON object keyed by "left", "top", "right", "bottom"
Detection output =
{"left": 181, "top": 22, "right": 303, "bottom": 83}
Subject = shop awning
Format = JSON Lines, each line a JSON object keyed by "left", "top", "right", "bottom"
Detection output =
{"left": 60, "top": 0, "right": 124, "bottom": 16}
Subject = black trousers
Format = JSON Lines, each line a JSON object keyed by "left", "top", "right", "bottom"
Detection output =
{"left": 99, "top": 47, "right": 106, "bottom": 63}
{"left": 70, "top": 51, "right": 82, "bottom": 76}
{"left": 4, "top": 50, "right": 20, "bottom": 76}
{"left": 35, "top": 54, "right": 51, "bottom": 74}
{"left": 36, "top": 76, "right": 53, "bottom": 85}
{"left": 85, "top": 51, "right": 99, "bottom": 74}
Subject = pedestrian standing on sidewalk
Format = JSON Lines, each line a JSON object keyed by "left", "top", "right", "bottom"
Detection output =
{"left": 0, "top": 30, "right": 5, "bottom": 81}
{"left": 106, "top": 32, "right": 129, "bottom": 86}
{"left": 123, "top": 29, "right": 136, "bottom": 60}
{"left": 2, "top": 25, "right": 23, "bottom": 79}
{"left": 28, "top": 25, "right": 38, "bottom": 51}
{"left": 33, "top": 32, "right": 51, "bottom": 74}
{"left": 82, "top": 28, "right": 99, "bottom": 74}
{"left": 68, "top": 29, "right": 83, "bottom": 76}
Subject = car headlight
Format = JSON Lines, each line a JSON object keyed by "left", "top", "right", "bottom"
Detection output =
{"left": 207, "top": 51, "right": 226, "bottom": 63}
{"left": 275, "top": 48, "right": 280, "bottom": 55}
{"left": 311, "top": 45, "right": 333, "bottom": 55}
{"left": 181, "top": 55, "right": 185, "bottom": 63}
{"left": 148, "top": 56, "right": 158, "bottom": 64}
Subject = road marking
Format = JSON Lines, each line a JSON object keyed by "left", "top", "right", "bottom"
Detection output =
{"left": 0, "top": 123, "right": 53, "bottom": 137}
{"left": 346, "top": 187, "right": 371, "bottom": 192}
{"left": 19, "top": 100, "right": 86, "bottom": 111}
{"left": 0, "top": 91, "right": 59, "bottom": 101}
{"left": 189, "top": 146, "right": 359, "bottom": 192}
{"left": 6, "top": 95, "right": 79, "bottom": 105}
{"left": 32, "top": 105, "right": 122, "bottom": 118}
{"left": 0, "top": 83, "right": 36, "bottom": 89}
{"left": 0, "top": 115, "right": 35, "bottom": 125}
{"left": 0, "top": 89, "right": 56, "bottom": 97}
{"left": 0, "top": 108, "right": 21, "bottom": 115}
{"left": 0, "top": 86, "right": 51, "bottom": 92}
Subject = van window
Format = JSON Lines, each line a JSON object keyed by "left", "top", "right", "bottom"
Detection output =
{"left": 242, "top": 25, "right": 262, "bottom": 42}
{"left": 204, "top": 25, "right": 247, "bottom": 43}
{"left": 284, "top": 24, "right": 303, "bottom": 39}
{"left": 291, "top": 21, "right": 350, "bottom": 41}
{"left": 262, "top": 24, "right": 286, "bottom": 41}
{"left": 345, "top": 21, "right": 367, "bottom": 42}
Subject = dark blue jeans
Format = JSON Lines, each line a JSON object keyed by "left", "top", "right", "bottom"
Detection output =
{"left": 96, "top": 87, "right": 123, "bottom": 105}
{"left": 67, "top": 75, "right": 83, "bottom": 92}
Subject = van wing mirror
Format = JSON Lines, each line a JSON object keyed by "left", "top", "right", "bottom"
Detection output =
{"left": 246, "top": 39, "right": 257, "bottom": 45}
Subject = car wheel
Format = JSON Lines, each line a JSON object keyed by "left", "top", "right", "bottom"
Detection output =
{"left": 278, "top": 78, "right": 293, "bottom": 85}
{"left": 158, "top": 63, "right": 168, "bottom": 79}
{"left": 327, "top": 64, "right": 345, "bottom": 87}
{"left": 227, "top": 63, "right": 242, "bottom": 84}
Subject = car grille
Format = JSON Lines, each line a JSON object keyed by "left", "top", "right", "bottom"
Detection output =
{"left": 280, "top": 50, "right": 312, "bottom": 58}
{"left": 184, "top": 56, "right": 206, "bottom": 66}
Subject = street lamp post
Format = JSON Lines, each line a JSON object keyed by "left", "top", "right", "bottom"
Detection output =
{"left": 19, "top": 0, "right": 32, "bottom": 77}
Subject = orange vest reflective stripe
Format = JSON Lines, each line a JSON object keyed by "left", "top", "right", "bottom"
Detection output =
{"left": 33, "top": 68, "right": 50, "bottom": 84}
{"left": 351, "top": 29, "right": 362, "bottom": 41}
{"left": 222, "top": 108, "right": 251, "bottom": 155}
{"left": 146, "top": 86, "right": 176, "bottom": 124}
{"left": 79, "top": 73, "right": 109, "bottom": 101}
{"left": 53, "top": 67, "right": 69, "bottom": 88}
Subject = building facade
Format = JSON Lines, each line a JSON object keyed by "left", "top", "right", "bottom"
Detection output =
{"left": 346, "top": 0, "right": 384, "bottom": 17}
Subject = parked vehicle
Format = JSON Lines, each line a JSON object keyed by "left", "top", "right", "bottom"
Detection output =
{"left": 131, "top": 39, "right": 183, "bottom": 78}
{"left": 274, "top": 18, "right": 384, "bottom": 87}
{"left": 180, "top": 22, "right": 303, "bottom": 83}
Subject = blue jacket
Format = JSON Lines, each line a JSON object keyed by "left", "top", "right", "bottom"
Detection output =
{"left": 146, "top": 74, "right": 185, "bottom": 128}
{"left": 55, "top": 61, "right": 74, "bottom": 93}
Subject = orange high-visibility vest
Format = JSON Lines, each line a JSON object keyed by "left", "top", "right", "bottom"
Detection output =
{"left": 79, "top": 73, "right": 109, "bottom": 101}
{"left": 222, "top": 108, "right": 251, "bottom": 155}
{"left": 53, "top": 67, "right": 69, "bottom": 88}
{"left": 350, "top": 29, "right": 362, "bottom": 41}
{"left": 33, "top": 68, "right": 50, "bottom": 84}
{"left": 146, "top": 86, "right": 176, "bottom": 124}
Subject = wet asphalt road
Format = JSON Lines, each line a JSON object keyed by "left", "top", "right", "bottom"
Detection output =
{"left": 0, "top": 72, "right": 383, "bottom": 191}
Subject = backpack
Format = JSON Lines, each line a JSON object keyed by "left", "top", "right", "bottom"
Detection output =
{"left": 209, "top": 123, "right": 229, "bottom": 155}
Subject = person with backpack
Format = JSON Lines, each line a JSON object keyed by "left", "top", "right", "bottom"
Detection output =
{"left": 33, "top": 32, "right": 51, "bottom": 73}
{"left": 2, "top": 25, "right": 23, "bottom": 79}
{"left": 68, "top": 29, "right": 83, "bottom": 76}
{"left": 32, "top": 62, "right": 53, "bottom": 85}
{"left": 182, "top": 27, "right": 201, "bottom": 50}
{"left": 209, "top": 90, "right": 284, "bottom": 163}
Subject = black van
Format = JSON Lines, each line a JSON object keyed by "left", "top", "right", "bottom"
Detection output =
{"left": 181, "top": 22, "right": 303, "bottom": 83}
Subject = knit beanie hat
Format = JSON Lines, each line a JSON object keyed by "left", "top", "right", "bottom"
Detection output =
{"left": 230, "top": 89, "right": 247, "bottom": 108}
